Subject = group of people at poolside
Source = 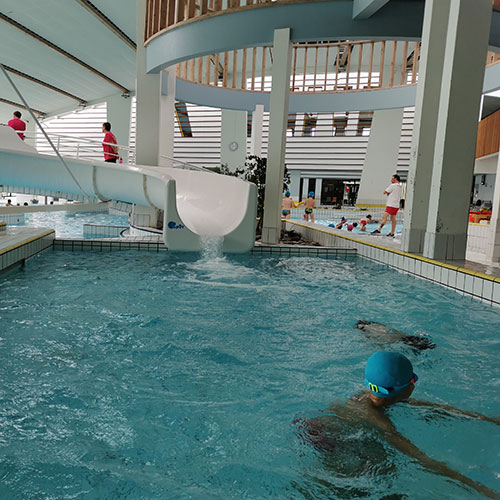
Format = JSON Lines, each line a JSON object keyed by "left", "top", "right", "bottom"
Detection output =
{"left": 282, "top": 174, "right": 402, "bottom": 237}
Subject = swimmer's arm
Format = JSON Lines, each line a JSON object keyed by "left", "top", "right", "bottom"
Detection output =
{"left": 407, "top": 399, "right": 500, "bottom": 425}
{"left": 378, "top": 417, "right": 500, "bottom": 499}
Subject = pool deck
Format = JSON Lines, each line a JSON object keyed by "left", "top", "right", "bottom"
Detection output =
{"left": 0, "top": 226, "right": 55, "bottom": 273}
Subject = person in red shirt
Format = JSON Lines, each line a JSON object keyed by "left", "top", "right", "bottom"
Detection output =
{"left": 102, "top": 122, "right": 119, "bottom": 163}
{"left": 8, "top": 111, "right": 26, "bottom": 140}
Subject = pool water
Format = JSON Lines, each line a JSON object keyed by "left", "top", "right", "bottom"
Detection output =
{"left": 16, "top": 211, "right": 129, "bottom": 238}
{"left": 0, "top": 251, "right": 498, "bottom": 499}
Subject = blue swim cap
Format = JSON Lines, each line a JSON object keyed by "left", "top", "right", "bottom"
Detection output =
{"left": 364, "top": 351, "right": 418, "bottom": 398}
{"left": 341, "top": 216, "right": 346, "bottom": 221}
{"left": 309, "top": 192, "right": 314, "bottom": 197}
{"left": 285, "top": 190, "right": 290, "bottom": 197}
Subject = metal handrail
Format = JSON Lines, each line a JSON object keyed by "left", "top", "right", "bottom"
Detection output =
{"left": 19, "top": 128, "right": 214, "bottom": 174}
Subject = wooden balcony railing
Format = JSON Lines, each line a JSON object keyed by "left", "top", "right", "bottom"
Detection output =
{"left": 175, "top": 40, "right": 421, "bottom": 94}
{"left": 145, "top": 0, "right": 281, "bottom": 43}
{"left": 145, "top": 0, "right": 500, "bottom": 44}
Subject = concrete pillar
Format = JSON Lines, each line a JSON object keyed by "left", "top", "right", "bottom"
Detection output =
{"left": 106, "top": 94, "right": 131, "bottom": 150}
{"left": 135, "top": 0, "right": 175, "bottom": 166}
{"left": 220, "top": 109, "right": 247, "bottom": 171}
{"left": 288, "top": 169, "right": 300, "bottom": 199}
{"left": 423, "top": 0, "right": 492, "bottom": 261}
{"left": 486, "top": 154, "right": 500, "bottom": 262}
{"left": 250, "top": 104, "right": 264, "bottom": 156}
{"left": 356, "top": 108, "right": 404, "bottom": 207}
{"left": 261, "top": 28, "right": 292, "bottom": 244}
{"left": 402, "top": 0, "right": 451, "bottom": 253}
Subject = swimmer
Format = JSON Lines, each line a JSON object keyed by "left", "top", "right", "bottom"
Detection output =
{"left": 282, "top": 190, "right": 295, "bottom": 219}
{"left": 360, "top": 214, "right": 378, "bottom": 232}
{"left": 331, "top": 216, "right": 347, "bottom": 229}
{"left": 303, "top": 192, "right": 316, "bottom": 223}
{"left": 355, "top": 320, "right": 435, "bottom": 352}
{"left": 297, "top": 351, "right": 500, "bottom": 499}
{"left": 347, "top": 222, "right": 358, "bottom": 232}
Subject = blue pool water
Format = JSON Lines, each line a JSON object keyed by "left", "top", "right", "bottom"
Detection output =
{"left": 17, "top": 211, "right": 129, "bottom": 238}
{"left": 0, "top": 251, "right": 498, "bottom": 499}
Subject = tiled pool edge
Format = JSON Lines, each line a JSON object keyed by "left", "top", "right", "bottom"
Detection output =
{"left": 252, "top": 244, "right": 357, "bottom": 257}
{"left": 53, "top": 238, "right": 167, "bottom": 252}
{"left": 0, "top": 230, "right": 55, "bottom": 274}
{"left": 286, "top": 221, "right": 500, "bottom": 307}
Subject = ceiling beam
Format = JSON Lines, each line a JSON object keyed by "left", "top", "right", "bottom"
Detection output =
{"left": 0, "top": 12, "right": 130, "bottom": 94}
{"left": 0, "top": 97, "right": 45, "bottom": 116}
{"left": 2, "top": 65, "right": 87, "bottom": 105}
{"left": 74, "top": 0, "right": 136, "bottom": 51}
{"left": 353, "top": 0, "right": 391, "bottom": 19}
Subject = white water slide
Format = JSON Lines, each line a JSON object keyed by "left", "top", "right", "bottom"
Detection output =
{"left": 0, "top": 126, "right": 257, "bottom": 252}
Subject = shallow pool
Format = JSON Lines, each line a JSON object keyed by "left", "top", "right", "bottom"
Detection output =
{"left": 312, "top": 219, "right": 403, "bottom": 235}
{"left": 15, "top": 211, "right": 129, "bottom": 238}
{"left": 0, "top": 251, "right": 498, "bottom": 499}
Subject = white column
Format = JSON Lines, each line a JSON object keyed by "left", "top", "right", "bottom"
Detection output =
{"left": 302, "top": 176, "right": 309, "bottom": 201}
{"left": 158, "top": 68, "right": 176, "bottom": 165}
{"left": 402, "top": 0, "right": 451, "bottom": 253}
{"left": 486, "top": 153, "right": 500, "bottom": 262}
{"left": 288, "top": 169, "right": 300, "bottom": 199}
{"left": 423, "top": 0, "right": 492, "bottom": 261}
{"left": 315, "top": 178, "right": 323, "bottom": 205}
{"left": 220, "top": 109, "right": 247, "bottom": 171}
{"left": 135, "top": 0, "right": 174, "bottom": 166}
{"left": 106, "top": 94, "right": 131, "bottom": 150}
{"left": 356, "top": 108, "right": 404, "bottom": 207}
{"left": 262, "top": 28, "right": 292, "bottom": 244}
{"left": 250, "top": 104, "right": 264, "bottom": 156}
{"left": 24, "top": 116, "right": 36, "bottom": 148}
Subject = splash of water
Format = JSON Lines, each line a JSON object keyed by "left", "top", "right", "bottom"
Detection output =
{"left": 200, "top": 236, "right": 224, "bottom": 259}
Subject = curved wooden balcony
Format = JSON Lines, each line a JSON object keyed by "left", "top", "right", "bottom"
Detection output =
{"left": 174, "top": 40, "right": 421, "bottom": 95}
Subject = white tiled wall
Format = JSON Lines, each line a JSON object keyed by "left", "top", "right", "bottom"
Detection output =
{"left": 467, "top": 223, "right": 491, "bottom": 254}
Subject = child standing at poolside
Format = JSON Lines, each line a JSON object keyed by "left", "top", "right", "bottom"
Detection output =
{"left": 303, "top": 192, "right": 316, "bottom": 223}
{"left": 282, "top": 190, "right": 295, "bottom": 219}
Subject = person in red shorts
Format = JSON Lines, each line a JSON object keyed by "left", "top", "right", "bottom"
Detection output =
{"left": 102, "top": 122, "right": 119, "bottom": 163}
{"left": 8, "top": 111, "right": 26, "bottom": 140}
{"left": 372, "top": 174, "right": 402, "bottom": 237}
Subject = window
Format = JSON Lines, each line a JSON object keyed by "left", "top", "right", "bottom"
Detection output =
{"left": 174, "top": 101, "right": 193, "bottom": 137}
{"left": 356, "top": 111, "right": 373, "bottom": 136}
{"left": 333, "top": 112, "right": 349, "bottom": 136}
{"left": 302, "top": 113, "right": 317, "bottom": 136}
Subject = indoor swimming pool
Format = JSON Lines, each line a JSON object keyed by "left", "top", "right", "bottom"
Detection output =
{"left": 0, "top": 251, "right": 498, "bottom": 499}
{"left": 15, "top": 211, "right": 129, "bottom": 238}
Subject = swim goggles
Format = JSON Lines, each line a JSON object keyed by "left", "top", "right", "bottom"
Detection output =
{"left": 363, "top": 374, "right": 418, "bottom": 395}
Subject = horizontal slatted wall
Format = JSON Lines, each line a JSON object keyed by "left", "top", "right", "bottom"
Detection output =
{"left": 397, "top": 107, "right": 415, "bottom": 172}
{"left": 36, "top": 104, "right": 107, "bottom": 161}
{"left": 130, "top": 100, "right": 416, "bottom": 176}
